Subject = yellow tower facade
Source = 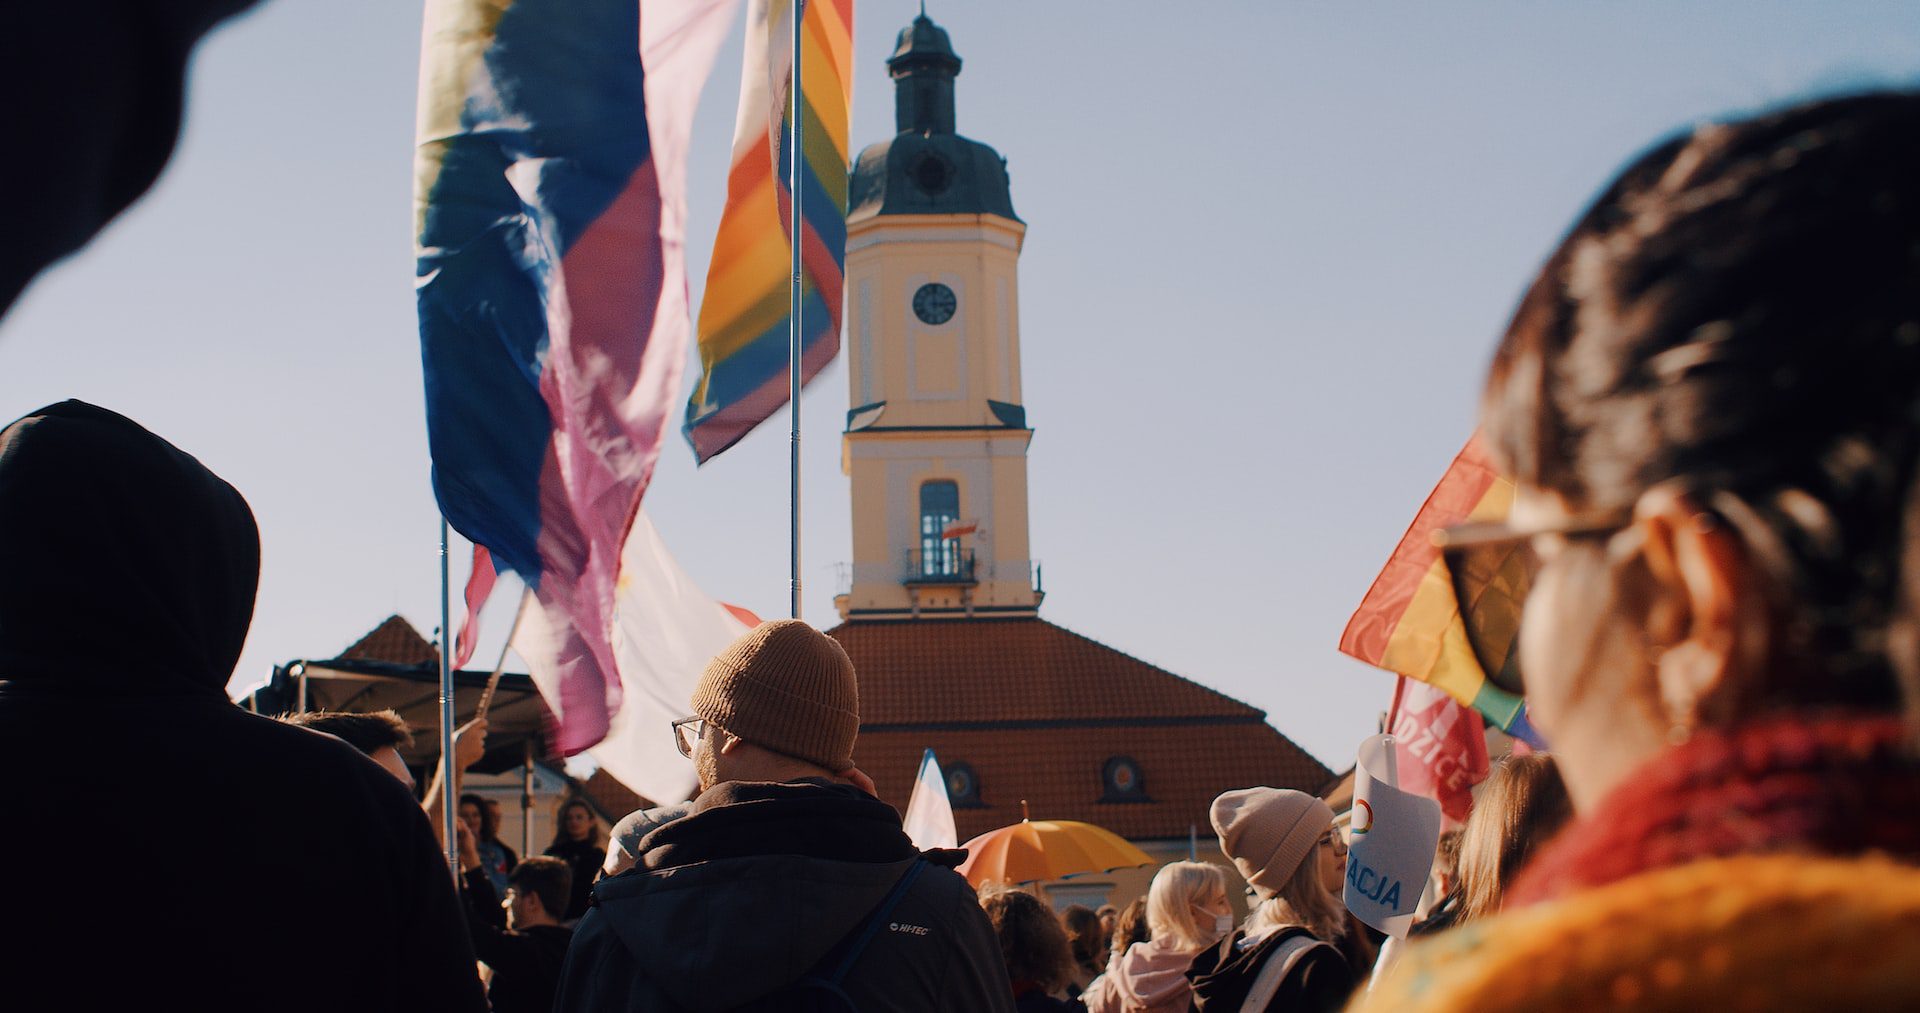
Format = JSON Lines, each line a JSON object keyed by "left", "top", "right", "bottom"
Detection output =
{"left": 835, "top": 14, "right": 1041, "bottom": 622}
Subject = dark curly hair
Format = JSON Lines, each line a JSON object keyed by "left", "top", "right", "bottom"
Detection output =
{"left": 979, "top": 887, "right": 1073, "bottom": 993}
{"left": 1482, "top": 91, "right": 1920, "bottom": 722}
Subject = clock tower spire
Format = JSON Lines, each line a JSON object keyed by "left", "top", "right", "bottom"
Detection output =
{"left": 836, "top": 14, "right": 1037, "bottom": 622}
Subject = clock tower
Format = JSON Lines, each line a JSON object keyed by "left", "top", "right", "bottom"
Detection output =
{"left": 835, "top": 14, "right": 1039, "bottom": 622}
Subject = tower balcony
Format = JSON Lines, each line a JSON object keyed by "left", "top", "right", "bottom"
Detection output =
{"left": 903, "top": 547, "right": 976, "bottom": 585}
{"left": 833, "top": 556, "right": 1044, "bottom": 621}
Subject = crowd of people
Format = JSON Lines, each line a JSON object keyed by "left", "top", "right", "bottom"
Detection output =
{"left": 6, "top": 4, "right": 1920, "bottom": 1006}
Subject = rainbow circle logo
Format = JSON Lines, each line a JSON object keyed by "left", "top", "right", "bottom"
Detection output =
{"left": 1351, "top": 799, "right": 1375, "bottom": 836}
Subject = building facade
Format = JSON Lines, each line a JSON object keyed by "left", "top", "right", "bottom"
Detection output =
{"left": 836, "top": 14, "right": 1037, "bottom": 622}
{"left": 830, "top": 15, "right": 1330, "bottom": 910}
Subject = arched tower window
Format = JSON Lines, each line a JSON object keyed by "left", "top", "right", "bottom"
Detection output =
{"left": 919, "top": 480, "right": 960, "bottom": 577}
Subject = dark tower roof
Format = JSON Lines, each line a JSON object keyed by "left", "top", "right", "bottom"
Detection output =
{"left": 887, "top": 13, "right": 960, "bottom": 85}
{"left": 849, "top": 15, "right": 1019, "bottom": 222}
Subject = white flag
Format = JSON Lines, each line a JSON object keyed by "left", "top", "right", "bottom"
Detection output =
{"left": 1344, "top": 733, "right": 1443, "bottom": 938}
{"left": 517, "top": 510, "right": 751, "bottom": 806}
{"left": 902, "top": 748, "right": 958, "bottom": 850}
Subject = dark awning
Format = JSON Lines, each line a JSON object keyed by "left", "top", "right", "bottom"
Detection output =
{"left": 250, "top": 658, "right": 551, "bottom": 775}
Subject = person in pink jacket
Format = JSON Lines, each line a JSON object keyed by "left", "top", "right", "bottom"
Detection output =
{"left": 1083, "top": 862, "right": 1232, "bottom": 1013}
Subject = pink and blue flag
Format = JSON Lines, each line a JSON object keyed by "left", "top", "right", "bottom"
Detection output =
{"left": 414, "top": 0, "right": 734, "bottom": 753}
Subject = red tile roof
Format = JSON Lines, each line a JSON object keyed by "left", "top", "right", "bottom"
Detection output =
{"left": 832, "top": 618, "right": 1266, "bottom": 725}
{"left": 326, "top": 614, "right": 1332, "bottom": 843}
{"left": 337, "top": 614, "right": 440, "bottom": 666}
{"left": 830, "top": 618, "right": 1333, "bottom": 841}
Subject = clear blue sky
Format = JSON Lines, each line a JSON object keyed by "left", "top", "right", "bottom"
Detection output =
{"left": 3, "top": 1, "right": 1916, "bottom": 767}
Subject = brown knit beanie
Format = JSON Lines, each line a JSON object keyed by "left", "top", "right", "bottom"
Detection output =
{"left": 1211, "top": 787, "right": 1333, "bottom": 899}
{"left": 690, "top": 620, "right": 860, "bottom": 771}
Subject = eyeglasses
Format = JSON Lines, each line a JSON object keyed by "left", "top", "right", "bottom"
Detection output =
{"left": 1431, "top": 510, "right": 1631, "bottom": 696}
{"left": 670, "top": 716, "right": 705, "bottom": 759}
{"left": 1319, "top": 830, "right": 1348, "bottom": 858}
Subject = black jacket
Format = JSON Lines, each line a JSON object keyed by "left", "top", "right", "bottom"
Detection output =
{"left": 0, "top": 402, "right": 487, "bottom": 1012}
{"left": 555, "top": 778, "right": 1016, "bottom": 1012}
{"left": 466, "top": 869, "right": 574, "bottom": 1013}
{"left": 544, "top": 837, "right": 608, "bottom": 920}
{"left": 1186, "top": 926, "right": 1355, "bottom": 1013}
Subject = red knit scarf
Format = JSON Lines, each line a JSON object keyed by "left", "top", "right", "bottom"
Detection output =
{"left": 1509, "top": 712, "right": 1920, "bottom": 907}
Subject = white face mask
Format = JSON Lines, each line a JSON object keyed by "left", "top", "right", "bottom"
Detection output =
{"left": 1215, "top": 913, "right": 1236, "bottom": 936}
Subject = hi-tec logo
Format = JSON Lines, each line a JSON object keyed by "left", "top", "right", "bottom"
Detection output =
{"left": 889, "top": 922, "right": 930, "bottom": 936}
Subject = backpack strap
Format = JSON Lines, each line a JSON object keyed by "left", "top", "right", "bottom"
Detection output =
{"left": 1238, "top": 932, "right": 1330, "bottom": 1013}
{"left": 817, "top": 859, "right": 930, "bottom": 986}
{"left": 730, "top": 860, "right": 933, "bottom": 1013}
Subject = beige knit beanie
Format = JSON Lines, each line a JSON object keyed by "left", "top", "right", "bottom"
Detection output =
{"left": 1211, "top": 787, "right": 1333, "bottom": 899}
{"left": 691, "top": 620, "right": 860, "bottom": 771}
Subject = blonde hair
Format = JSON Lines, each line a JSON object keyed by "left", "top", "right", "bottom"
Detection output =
{"left": 1145, "top": 861, "right": 1229, "bottom": 951}
{"left": 1456, "top": 754, "right": 1572, "bottom": 922}
{"left": 1245, "top": 840, "right": 1347, "bottom": 943}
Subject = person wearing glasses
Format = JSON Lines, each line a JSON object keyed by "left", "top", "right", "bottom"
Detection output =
{"left": 553, "top": 619, "right": 1014, "bottom": 1013}
{"left": 1362, "top": 92, "right": 1920, "bottom": 1010}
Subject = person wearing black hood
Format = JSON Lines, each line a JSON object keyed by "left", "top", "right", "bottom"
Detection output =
{"left": 555, "top": 619, "right": 1015, "bottom": 1012}
{"left": 0, "top": 401, "right": 488, "bottom": 1012}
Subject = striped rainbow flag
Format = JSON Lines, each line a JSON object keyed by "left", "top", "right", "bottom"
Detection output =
{"left": 684, "top": 0, "right": 854, "bottom": 463}
{"left": 1340, "top": 436, "right": 1543, "bottom": 745}
{"left": 414, "top": 0, "right": 734, "bottom": 753}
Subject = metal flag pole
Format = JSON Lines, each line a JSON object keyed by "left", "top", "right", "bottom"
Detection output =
{"left": 438, "top": 519, "right": 459, "bottom": 877}
{"left": 787, "top": 0, "right": 805, "bottom": 621}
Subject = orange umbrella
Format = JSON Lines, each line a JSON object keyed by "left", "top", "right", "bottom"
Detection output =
{"left": 955, "top": 813, "right": 1155, "bottom": 888}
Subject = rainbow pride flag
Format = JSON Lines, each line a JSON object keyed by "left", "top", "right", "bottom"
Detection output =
{"left": 414, "top": 0, "right": 734, "bottom": 753}
{"left": 684, "top": 0, "right": 854, "bottom": 463}
{"left": 1340, "top": 436, "right": 1543, "bottom": 745}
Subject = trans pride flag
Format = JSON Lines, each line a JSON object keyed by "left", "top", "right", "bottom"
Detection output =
{"left": 1340, "top": 436, "right": 1545, "bottom": 746}
{"left": 684, "top": 0, "right": 854, "bottom": 462}
{"left": 414, "top": 0, "right": 733, "bottom": 753}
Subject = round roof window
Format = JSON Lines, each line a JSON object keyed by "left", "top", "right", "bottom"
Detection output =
{"left": 1102, "top": 756, "right": 1147, "bottom": 801}
{"left": 912, "top": 153, "right": 953, "bottom": 196}
{"left": 946, "top": 761, "right": 982, "bottom": 807}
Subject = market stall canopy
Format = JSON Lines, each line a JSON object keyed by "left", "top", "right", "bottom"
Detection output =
{"left": 247, "top": 616, "right": 551, "bottom": 775}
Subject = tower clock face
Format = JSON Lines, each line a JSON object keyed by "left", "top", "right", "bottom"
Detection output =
{"left": 912, "top": 282, "right": 957, "bottom": 325}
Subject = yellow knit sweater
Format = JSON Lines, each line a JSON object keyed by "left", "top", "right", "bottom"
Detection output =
{"left": 1355, "top": 853, "right": 1920, "bottom": 1011}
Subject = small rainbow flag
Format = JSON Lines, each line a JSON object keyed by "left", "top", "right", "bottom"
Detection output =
{"left": 684, "top": 0, "right": 854, "bottom": 463}
{"left": 1340, "top": 436, "right": 1543, "bottom": 745}
{"left": 414, "top": 0, "right": 734, "bottom": 753}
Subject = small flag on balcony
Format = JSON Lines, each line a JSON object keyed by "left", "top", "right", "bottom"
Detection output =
{"left": 940, "top": 519, "right": 978, "bottom": 540}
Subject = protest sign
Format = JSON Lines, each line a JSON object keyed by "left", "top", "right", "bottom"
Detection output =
{"left": 1344, "top": 732, "right": 1443, "bottom": 938}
